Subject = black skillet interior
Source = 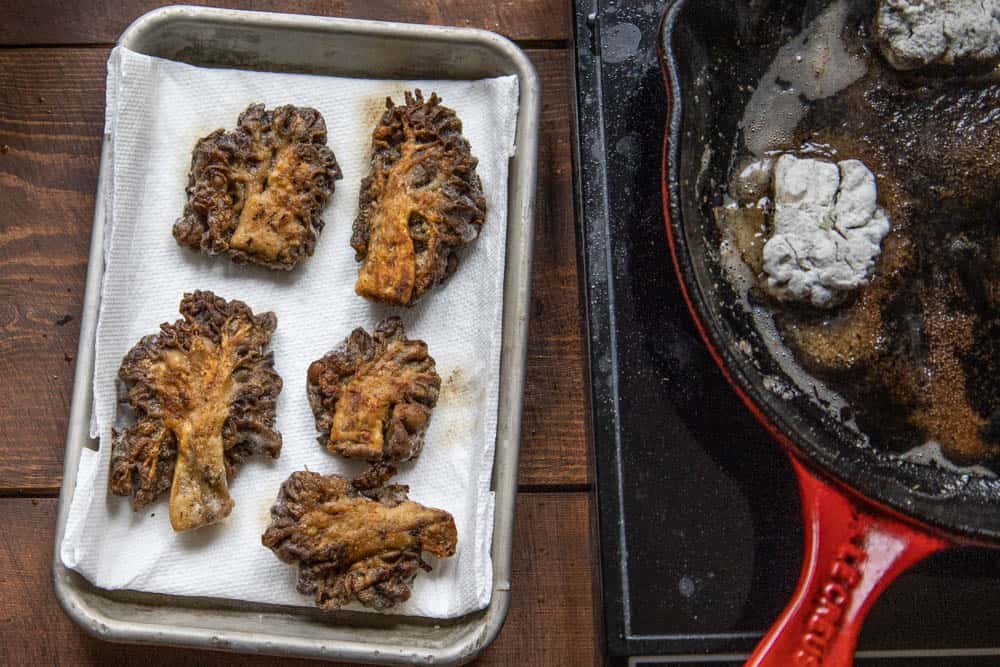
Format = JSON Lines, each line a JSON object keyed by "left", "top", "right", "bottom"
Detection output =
{"left": 660, "top": 0, "right": 1000, "bottom": 542}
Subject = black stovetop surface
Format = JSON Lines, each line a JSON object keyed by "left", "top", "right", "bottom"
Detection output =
{"left": 572, "top": 0, "right": 1000, "bottom": 663}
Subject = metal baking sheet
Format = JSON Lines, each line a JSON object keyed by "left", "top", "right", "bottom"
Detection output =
{"left": 52, "top": 6, "right": 539, "bottom": 664}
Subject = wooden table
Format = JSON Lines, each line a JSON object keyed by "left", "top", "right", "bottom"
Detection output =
{"left": 0, "top": 2, "right": 595, "bottom": 664}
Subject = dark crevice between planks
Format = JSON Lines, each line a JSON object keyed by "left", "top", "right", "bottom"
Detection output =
{"left": 0, "top": 42, "right": 115, "bottom": 49}
{"left": 510, "top": 39, "right": 571, "bottom": 50}
{"left": 0, "top": 39, "right": 569, "bottom": 50}
{"left": 517, "top": 483, "right": 592, "bottom": 494}
{"left": 0, "top": 487, "right": 61, "bottom": 498}
{"left": 5, "top": 484, "right": 592, "bottom": 497}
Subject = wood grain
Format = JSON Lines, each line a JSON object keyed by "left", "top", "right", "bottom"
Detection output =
{"left": 0, "top": 0, "right": 570, "bottom": 46}
{"left": 0, "top": 48, "right": 587, "bottom": 491}
{"left": 0, "top": 49, "right": 106, "bottom": 492}
{"left": 0, "top": 493, "right": 596, "bottom": 665}
{"left": 521, "top": 49, "right": 589, "bottom": 489}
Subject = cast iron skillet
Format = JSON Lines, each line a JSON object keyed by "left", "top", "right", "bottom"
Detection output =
{"left": 658, "top": 0, "right": 1000, "bottom": 664}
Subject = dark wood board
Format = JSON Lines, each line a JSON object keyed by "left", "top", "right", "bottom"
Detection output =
{"left": 0, "top": 47, "right": 587, "bottom": 491}
{"left": 0, "top": 1, "right": 571, "bottom": 46}
{"left": 0, "top": 3, "right": 594, "bottom": 662}
{"left": 0, "top": 493, "right": 596, "bottom": 665}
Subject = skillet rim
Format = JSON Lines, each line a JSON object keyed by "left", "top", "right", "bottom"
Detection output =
{"left": 657, "top": 0, "right": 1000, "bottom": 544}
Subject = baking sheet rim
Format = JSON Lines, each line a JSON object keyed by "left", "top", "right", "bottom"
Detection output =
{"left": 51, "top": 5, "right": 539, "bottom": 665}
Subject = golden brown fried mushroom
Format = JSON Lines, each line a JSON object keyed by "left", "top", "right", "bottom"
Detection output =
{"left": 109, "top": 291, "right": 282, "bottom": 531}
{"left": 262, "top": 470, "right": 457, "bottom": 610}
{"left": 306, "top": 317, "right": 440, "bottom": 467}
{"left": 352, "top": 90, "right": 487, "bottom": 305}
{"left": 173, "top": 104, "right": 342, "bottom": 270}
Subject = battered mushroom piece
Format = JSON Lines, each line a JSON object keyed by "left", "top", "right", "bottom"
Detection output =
{"left": 876, "top": 0, "right": 1000, "bottom": 71}
{"left": 109, "top": 291, "right": 282, "bottom": 531}
{"left": 262, "top": 471, "right": 457, "bottom": 610}
{"left": 173, "top": 104, "right": 342, "bottom": 270}
{"left": 307, "top": 317, "right": 440, "bottom": 465}
{"left": 352, "top": 90, "right": 487, "bottom": 305}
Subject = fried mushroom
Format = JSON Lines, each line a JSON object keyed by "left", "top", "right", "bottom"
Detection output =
{"left": 352, "top": 90, "right": 487, "bottom": 305}
{"left": 173, "top": 104, "right": 342, "bottom": 270}
{"left": 306, "top": 317, "right": 440, "bottom": 467}
{"left": 262, "top": 470, "right": 457, "bottom": 610}
{"left": 109, "top": 291, "right": 282, "bottom": 531}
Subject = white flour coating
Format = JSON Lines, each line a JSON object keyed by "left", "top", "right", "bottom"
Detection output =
{"left": 877, "top": 0, "right": 1000, "bottom": 69}
{"left": 762, "top": 155, "right": 891, "bottom": 308}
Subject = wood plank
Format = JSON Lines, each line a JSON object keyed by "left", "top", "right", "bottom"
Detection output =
{"left": 0, "top": 493, "right": 596, "bottom": 665}
{"left": 521, "top": 49, "right": 590, "bottom": 489}
{"left": 0, "top": 49, "right": 105, "bottom": 492}
{"left": 481, "top": 493, "right": 598, "bottom": 666}
{"left": 0, "top": 48, "right": 587, "bottom": 491}
{"left": 0, "top": 0, "right": 570, "bottom": 46}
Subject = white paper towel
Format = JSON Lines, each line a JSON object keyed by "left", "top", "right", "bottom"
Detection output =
{"left": 60, "top": 47, "right": 518, "bottom": 619}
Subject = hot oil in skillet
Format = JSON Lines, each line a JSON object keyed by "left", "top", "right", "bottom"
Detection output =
{"left": 730, "top": 1, "right": 1000, "bottom": 465}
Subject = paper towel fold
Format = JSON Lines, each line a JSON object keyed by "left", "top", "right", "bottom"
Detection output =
{"left": 60, "top": 47, "right": 518, "bottom": 619}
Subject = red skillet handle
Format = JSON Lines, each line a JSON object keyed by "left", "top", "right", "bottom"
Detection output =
{"left": 746, "top": 456, "right": 952, "bottom": 667}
